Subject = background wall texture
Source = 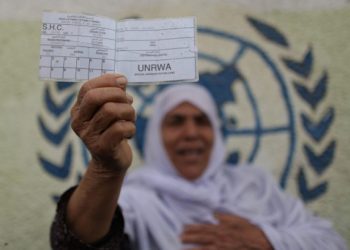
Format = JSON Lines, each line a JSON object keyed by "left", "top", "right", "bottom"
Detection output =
{"left": 0, "top": 0, "right": 349, "bottom": 249}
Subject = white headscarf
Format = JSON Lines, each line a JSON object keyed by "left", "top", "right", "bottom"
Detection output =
{"left": 119, "top": 84, "right": 347, "bottom": 250}
{"left": 143, "top": 83, "right": 226, "bottom": 181}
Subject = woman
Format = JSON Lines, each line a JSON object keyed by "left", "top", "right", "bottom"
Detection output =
{"left": 51, "top": 74, "right": 347, "bottom": 250}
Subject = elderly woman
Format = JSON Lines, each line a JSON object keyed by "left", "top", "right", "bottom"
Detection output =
{"left": 51, "top": 74, "right": 346, "bottom": 250}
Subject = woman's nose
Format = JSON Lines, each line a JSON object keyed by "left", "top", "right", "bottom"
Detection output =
{"left": 183, "top": 120, "right": 199, "bottom": 138}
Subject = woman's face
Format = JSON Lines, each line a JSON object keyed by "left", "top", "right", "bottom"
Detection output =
{"left": 161, "top": 102, "right": 214, "bottom": 180}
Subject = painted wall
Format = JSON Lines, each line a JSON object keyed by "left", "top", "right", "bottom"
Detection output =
{"left": 0, "top": 1, "right": 349, "bottom": 249}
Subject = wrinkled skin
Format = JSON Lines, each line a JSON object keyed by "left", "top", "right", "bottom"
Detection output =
{"left": 67, "top": 74, "right": 136, "bottom": 243}
{"left": 70, "top": 73, "right": 136, "bottom": 173}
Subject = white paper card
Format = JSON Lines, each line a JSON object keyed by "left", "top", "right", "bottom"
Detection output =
{"left": 39, "top": 12, "right": 198, "bottom": 84}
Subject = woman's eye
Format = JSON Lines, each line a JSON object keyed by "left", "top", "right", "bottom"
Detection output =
{"left": 196, "top": 115, "right": 211, "bottom": 126}
{"left": 164, "top": 116, "right": 184, "bottom": 126}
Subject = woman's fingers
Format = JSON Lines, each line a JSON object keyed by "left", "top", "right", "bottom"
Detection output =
{"left": 76, "top": 74, "right": 127, "bottom": 106}
{"left": 86, "top": 102, "right": 136, "bottom": 135}
{"left": 70, "top": 73, "right": 135, "bottom": 170}
{"left": 78, "top": 87, "right": 130, "bottom": 122}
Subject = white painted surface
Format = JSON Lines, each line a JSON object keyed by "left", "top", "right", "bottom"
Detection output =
{"left": 0, "top": 0, "right": 349, "bottom": 20}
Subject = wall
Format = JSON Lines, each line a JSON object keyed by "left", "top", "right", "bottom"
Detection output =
{"left": 0, "top": 0, "right": 349, "bottom": 249}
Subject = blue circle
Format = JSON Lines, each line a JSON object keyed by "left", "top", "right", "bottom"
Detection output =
{"left": 197, "top": 26, "right": 296, "bottom": 188}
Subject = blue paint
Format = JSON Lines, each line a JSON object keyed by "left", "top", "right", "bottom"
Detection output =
{"left": 232, "top": 44, "right": 247, "bottom": 64}
{"left": 303, "top": 140, "right": 336, "bottom": 175}
{"left": 301, "top": 107, "right": 334, "bottom": 142}
{"left": 197, "top": 52, "right": 227, "bottom": 68}
{"left": 38, "top": 143, "right": 73, "bottom": 179}
{"left": 227, "top": 151, "right": 240, "bottom": 165}
{"left": 200, "top": 65, "right": 239, "bottom": 103}
{"left": 283, "top": 48, "right": 313, "bottom": 78}
{"left": 38, "top": 81, "right": 77, "bottom": 180}
{"left": 227, "top": 126, "right": 291, "bottom": 135}
{"left": 247, "top": 16, "right": 289, "bottom": 47}
{"left": 293, "top": 71, "right": 328, "bottom": 110}
{"left": 56, "top": 81, "right": 76, "bottom": 91}
{"left": 297, "top": 167, "right": 328, "bottom": 202}
{"left": 37, "top": 116, "right": 71, "bottom": 145}
{"left": 43, "top": 85, "right": 76, "bottom": 118}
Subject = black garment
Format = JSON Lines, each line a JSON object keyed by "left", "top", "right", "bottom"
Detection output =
{"left": 50, "top": 187, "right": 132, "bottom": 250}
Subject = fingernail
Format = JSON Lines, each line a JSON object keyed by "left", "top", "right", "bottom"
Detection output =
{"left": 126, "top": 93, "right": 133, "bottom": 104}
{"left": 116, "top": 76, "right": 127, "bottom": 85}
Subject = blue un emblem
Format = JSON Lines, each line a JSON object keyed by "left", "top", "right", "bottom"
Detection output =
{"left": 38, "top": 16, "right": 336, "bottom": 203}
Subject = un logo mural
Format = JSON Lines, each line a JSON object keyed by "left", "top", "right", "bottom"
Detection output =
{"left": 38, "top": 16, "right": 336, "bottom": 203}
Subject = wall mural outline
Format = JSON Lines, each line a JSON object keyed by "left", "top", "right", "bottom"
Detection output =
{"left": 37, "top": 15, "right": 336, "bottom": 203}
